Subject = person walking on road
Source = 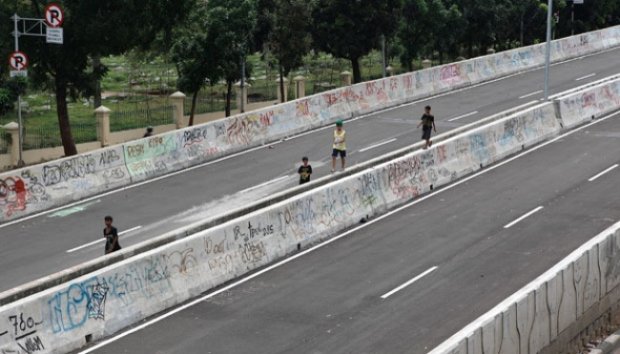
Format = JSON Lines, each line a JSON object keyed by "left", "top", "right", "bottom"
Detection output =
{"left": 417, "top": 105, "right": 436, "bottom": 149}
{"left": 143, "top": 126, "right": 154, "bottom": 137}
{"left": 298, "top": 156, "right": 313, "bottom": 185}
{"left": 332, "top": 120, "right": 347, "bottom": 172}
{"left": 103, "top": 215, "right": 122, "bottom": 255}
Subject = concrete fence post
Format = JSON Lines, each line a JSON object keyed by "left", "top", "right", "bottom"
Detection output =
{"left": 293, "top": 76, "right": 306, "bottom": 99}
{"left": 340, "top": 71, "right": 352, "bottom": 86}
{"left": 386, "top": 66, "right": 394, "bottom": 77}
{"left": 422, "top": 59, "right": 432, "bottom": 69}
{"left": 487, "top": 48, "right": 496, "bottom": 55}
{"left": 234, "top": 81, "right": 250, "bottom": 112}
{"left": 170, "top": 91, "right": 187, "bottom": 129}
{"left": 275, "top": 77, "right": 289, "bottom": 102}
{"left": 3, "top": 122, "right": 19, "bottom": 167}
{"left": 95, "top": 106, "right": 111, "bottom": 147}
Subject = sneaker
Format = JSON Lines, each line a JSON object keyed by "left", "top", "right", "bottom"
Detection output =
{"left": 429, "top": 140, "right": 433, "bottom": 147}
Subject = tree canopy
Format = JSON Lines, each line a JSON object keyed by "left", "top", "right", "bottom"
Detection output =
{"left": 311, "top": 0, "right": 403, "bottom": 83}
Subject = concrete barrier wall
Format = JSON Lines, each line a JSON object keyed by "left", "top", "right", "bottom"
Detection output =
{"left": 428, "top": 77, "right": 620, "bottom": 354}
{"left": 429, "top": 223, "right": 620, "bottom": 354}
{"left": 0, "top": 102, "right": 564, "bottom": 354}
{"left": 557, "top": 78, "right": 620, "bottom": 129}
{"left": 1, "top": 25, "right": 619, "bottom": 223}
{"left": 0, "top": 146, "right": 130, "bottom": 221}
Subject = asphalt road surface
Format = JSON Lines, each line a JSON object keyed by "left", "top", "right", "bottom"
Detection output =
{"left": 1, "top": 47, "right": 619, "bottom": 293}
{"left": 84, "top": 108, "right": 620, "bottom": 354}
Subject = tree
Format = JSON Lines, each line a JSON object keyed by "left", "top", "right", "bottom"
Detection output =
{"left": 512, "top": 0, "right": 546, "bottom": 46}
{"left": 205, "top": 0, "right": 257, "bottom": 117}
{"left": 23, "top": 0, "right": 191, "bottom": 156}
{"left": 434, "top": 2, "right": 465, "bottom": 61}
{"left": 171, "top": 4, "right": 216, "bottom": 126}
{"left": 456, "top": 0, "right": 499, "bottom": 57}
{"left": 312, "top": 0, "right": 403, "bottom": 83}
{"left": 172, "top": 33, "right": 211, "bottom": 127}
{"left": 397, "top": 0, "right": 430, "bottom": 71}
{"left": 556, "top": 0, "right": 619, "bottom": 37}
{"left": 261, "top": 0, "right": 314, "bottom": 102}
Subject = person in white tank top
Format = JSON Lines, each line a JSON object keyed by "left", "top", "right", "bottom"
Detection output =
{"left": 332, "top": 120, "right": 346, "bottom": 172}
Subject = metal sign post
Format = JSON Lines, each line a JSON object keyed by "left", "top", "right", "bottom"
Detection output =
{"left": 9, "top": 4, "right": 64, "bottom": 167}
{"left": 11, "top": 15, "right": 25, "bottom": 167}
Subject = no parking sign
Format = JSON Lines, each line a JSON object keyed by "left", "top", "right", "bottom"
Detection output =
{"left": 44, "top": 3, "right": 64, "bottom": 27}
{"left": 44, "top": 3, "right": 64, "bottom": 44}
{"left": 8, "top": 51, "right": 28, "bottom": 77}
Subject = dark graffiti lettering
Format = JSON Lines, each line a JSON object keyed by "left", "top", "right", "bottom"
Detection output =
{"left": 126, "top": 144, "right": 145, "bottom": 158}
{"left": 16, "top": 335, "right": 45, "bottom": 354}
{"left": 99, "top": 150, "right": 120, "bottom": 166}
{"left": 42, "top": 157, "right": 96, "bottom": 186}
{"left": 183, "top": 127, "right": 208, "bottom": 147}
{"left": 239, "top": 241, "right": 267, "bottom": 264}
{"left": 247, "top": 222, "right": 274, "bottom": 239}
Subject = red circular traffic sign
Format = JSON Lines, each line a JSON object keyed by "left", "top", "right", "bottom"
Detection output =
{"left": 8, "top": 51, "right": 28, "bottom": 71}
{"left": 44, "top": 3, "right": 64, "bottom": 28}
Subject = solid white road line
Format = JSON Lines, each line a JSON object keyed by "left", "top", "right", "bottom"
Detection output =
{"left": 576, "top": 73, "right": 596, "bottom": 81}
{"left": 448, "top": 111, "right": 478, "bottom": 122}
{"left": 518, "top": 90, "right": 543, "bottom": 99}
{"left": 359, "top": 138, "right": 398, "bottom": 153}
{"left": 503, "top": 206, "right": 544, "bottom": 229}
{"left": 588, "top": 164, "right": 619, "bottom": 182}
{"left": 239, "top": 175, "right": 290, "bottom": 194}
{"left": 66, "top": 226, "right": 143, "bottom": 253}
{"left": 79, "top": 110, "right": 620, "bottom": 353}
{"left": 4, "top": 48, "right": 619, "bottom": 231}
{"left": 380, "top": 266, "right": 438, "bottom": 299}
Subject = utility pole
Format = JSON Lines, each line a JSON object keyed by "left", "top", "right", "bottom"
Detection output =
{"left": 12, "top": 15, "right": 24, "bottom": 167}
{"left": 543, "top": 0, "right": 553, "bottom": 100}
{"left": 9, "top": 4, "right": 64, "bottom": 167}
{"left": 381, "top": 35, "right": 387, "bottom": 78}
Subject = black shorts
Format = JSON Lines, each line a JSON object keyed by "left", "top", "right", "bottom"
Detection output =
{"left": 332, "top": 149, "right": 346, "bottom": 158}
{"left": 422, "top": 127, "right": 432, "bottom": 140}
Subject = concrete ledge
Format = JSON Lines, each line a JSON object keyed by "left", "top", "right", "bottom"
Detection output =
{"left": 2, "top": 72, "right": 619, "bottom": 306}
{"left": 1, "top": 26, "right": 619, "bottom": 306}
{"left": 592, "top": 333, "right": 620, "bottom": 354}
{"left": 0, "top": 97, "right": 564, "bottom": 354}
{"left": 0, "top": 100, "right": 540, "bottom": 306}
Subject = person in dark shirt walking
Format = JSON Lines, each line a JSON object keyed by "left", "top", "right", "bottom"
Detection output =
{"left": 298, "top": 156, "right": 313, "bottom": 184}
{"left": 143, "top": 126, "right": 154, "bottom": 137}
{"left": 417, "top": 105, "right": 436, "bottom": 149}
{"left": 103, "top": 215, "right": 121, "bottom": 255}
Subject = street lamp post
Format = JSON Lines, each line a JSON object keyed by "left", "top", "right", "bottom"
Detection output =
{"left": 543, "top": 0, "right": 553, "bottom": 101}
